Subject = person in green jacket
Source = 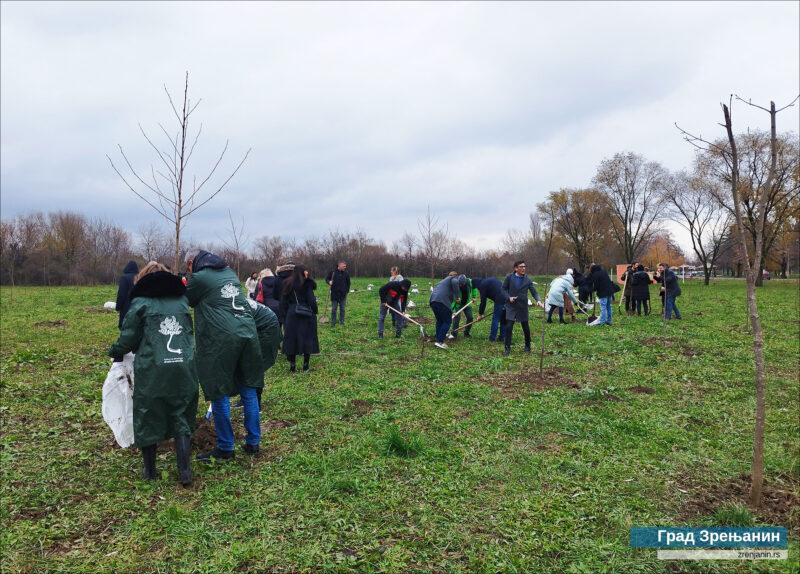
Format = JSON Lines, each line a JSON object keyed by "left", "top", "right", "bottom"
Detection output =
{"left": 108, "top": 262, "right": 198, "bottom": 485}
{"left": 185, "top": 250, "right": 264, "bottom": 460}
{"left": 449, "top": 276, "right": 477, "bottom": 339}
{"left": 245, "top": 298, "right": 282, "bottom": 410}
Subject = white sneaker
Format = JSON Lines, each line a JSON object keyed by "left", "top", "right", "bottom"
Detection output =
{"left": 446, "top": 334, "right": 455, "bottom": 340}
{"left": 588, "top": 318, "right": 602, "bottom": 326}
{"left": 434, "top": 342, "right": 448, "bottom": 349}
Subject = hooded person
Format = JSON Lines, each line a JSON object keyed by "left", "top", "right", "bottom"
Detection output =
{"left": 115, "top": 260, "right": 139, "bottom": 330}
{"left": 377, "top": 278, "right": 412, "bottom": 339}
{"left": 272, "top": 262, "right": 296, "bottom": 325}
{"left": 546, "top": 272, "right": 579, "bottom": 324}
{"left": 185, "top": 250, "right": 264, "bottom": 461}
{"left": 255, "top": 268, "right": 281, "bottom": 316}
{"left": 501, "top": 260, "right": 543, "bottom": 355}
{"left": 245, "top": 298, "right": 282, "bottom": 409}
{"left": 109, "top": 262, "right": 198, "bottom": 484}
{"left": 429, "top": 274, "right": 467, "bottom": 349}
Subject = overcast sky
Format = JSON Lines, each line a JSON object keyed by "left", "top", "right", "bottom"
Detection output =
{"left": 2, "top": 1, "right": 798, "bottom": 256}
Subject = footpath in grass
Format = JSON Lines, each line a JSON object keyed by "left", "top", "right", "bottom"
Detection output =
{"left": 1, "top": 279, "right": 798, "bottom": 572}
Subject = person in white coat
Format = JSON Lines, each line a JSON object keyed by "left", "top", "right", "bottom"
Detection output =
{"left": 546, "top": 271, "right": 579, "bottom": 324}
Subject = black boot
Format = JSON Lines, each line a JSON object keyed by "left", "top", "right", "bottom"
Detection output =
{"left": 523, "top": 345, "right": 531, "bottom": 353}
{"left": 302, "top": 355, "right": 310, "bottom": 372}
{"left": 175, "top": 435, "right": 193, "bottom": 485}
{"left": 142, "top": 445, "right": 157, "bottom": 480}
{"left": 503, "top": 347, "right": 511, "bottom": 357}
{"left": 289, "top": 362, "right": 296, "bottom": 373}
{"left": 559, "top": 319, "right": 566, "bottom": 324}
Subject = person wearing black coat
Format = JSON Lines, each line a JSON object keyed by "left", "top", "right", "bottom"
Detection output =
{"left": 630, "top": 264, "right": 652, "bottom": 316}
{"left": 256, "top": 268, "right": 281, "bottom": 317}
{"left": 325, "top": 261, "right": 351, "bottom": 327}
{"left": 272, "top": 262, "right": 295, "bottom": 325}
{"left": 588, "top": 264, "right": 616, "bottom": 326}
{"left": 577, "top": 265, "right": 593, "bottom": 305}
{"left": 115, "top": 260, "right": 139, "bottom": 330}
{"left": 280, "top": 265, "right": 320, "bottom": 372}
{"left": 377, "top": 279, "right": 412, "bottom": 339}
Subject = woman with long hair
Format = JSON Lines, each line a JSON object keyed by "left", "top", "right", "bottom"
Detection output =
{"left": 108, "top": 261, "right": 198, "bottom": 485}
{"left": 280, "top": 265, "right": 319, "bottom": 372}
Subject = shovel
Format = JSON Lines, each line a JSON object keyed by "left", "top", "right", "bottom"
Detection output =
{"left": 384, "top": 303, "right": 426, "bottom": 337}
{"left": 318, "top": 290, "right": 330, "bottom": 323}
{"left": 451, "top": 299, "right": 474, "bottom": 319}
{"left": 451, "top": 313, "right": 486, "bottom": 334}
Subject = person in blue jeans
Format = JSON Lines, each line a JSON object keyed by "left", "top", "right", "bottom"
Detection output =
{"left": 429, "top": 274, "right": 466, "bottom": 349}
{"left": 587, "top": 264, "right": 616, "bottom": 326}
{"left": 655, "top": 262, "right": 682, "bottom": 320}
{"left": 473, "top": 277, "right": 507, "bottom": 342}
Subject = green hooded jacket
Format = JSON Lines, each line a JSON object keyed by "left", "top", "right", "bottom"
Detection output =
{"left": 108, "top": 271, "right": 199, "bottom": 448}
{"left": 185, "top": 251, "right": 264, "bottom": 401}
{"left": 246, "top": 299, "right": 282, "bottom": 370}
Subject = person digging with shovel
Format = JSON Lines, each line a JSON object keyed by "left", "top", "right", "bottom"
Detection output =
{"left": 377, "top": 279, "right": 412, "bottom": 339}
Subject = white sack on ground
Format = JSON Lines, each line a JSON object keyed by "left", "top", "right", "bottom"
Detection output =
{"left": 101, "top": 353, "right": 135, "bottom": 448}
{"left": 103, "top": 301, "right": 116, "bottom": 309}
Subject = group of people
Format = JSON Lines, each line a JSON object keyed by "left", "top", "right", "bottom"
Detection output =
{"left": 110, "top": 250, "right": 327, "bottom": 485}
{"left": 112, "top": 251, "right": 683, "bottom": 484}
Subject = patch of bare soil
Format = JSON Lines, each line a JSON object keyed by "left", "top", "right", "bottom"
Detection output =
{"left": 409, "top": 316, "right": 432, "bottom": 325}
{"left": 262, "top": 418, "right": 298, "bottom": 431}
{"left": 341, "top": 399, "right": 373, "bottom": 419}
{"left": 535, "top": 432, "right": 564, "bottom": 454}
{"left": 629, "top": 385, "right": 656, "bottom": 394}
{"left": 678, "top": 473, "right": 799, "bottom": 535}
{"left": 34, "top": 320, "right": 67, "bottom": 327}
{"left": 577, "top": 400, "right": 605, "bottom": 407}
{"left": 85, "top": 306, "right": 114, "bottom": 314}
{"left": 191, "top": 416, "right": 217, "bottom": 451}
{"left": 480, "top": 368, "right": 579, "bottom": 398}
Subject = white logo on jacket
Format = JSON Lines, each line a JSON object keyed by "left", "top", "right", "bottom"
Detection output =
{"left": 221, "top": 283, "right": 245, "bottom": 310}
{"left": 158, "top": 316, "right": 183, "bottom": 355}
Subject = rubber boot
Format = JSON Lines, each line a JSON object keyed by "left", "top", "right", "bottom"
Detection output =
{"left": 142, "top": 445, "right": 157, "bottom": 480}
{"left": 175, "top": 435, "right": 193, "bottom": 485}
{"left": 302, "top": 355, "right": 310, "bottom": 372}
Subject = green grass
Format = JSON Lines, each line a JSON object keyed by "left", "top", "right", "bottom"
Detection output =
{"left": 1, "top": 279, "right": 798, "bottom": 572}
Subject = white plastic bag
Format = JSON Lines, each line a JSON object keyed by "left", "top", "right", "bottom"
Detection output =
{"left": 101, "top": 353, "right": 135, "bottom": 448}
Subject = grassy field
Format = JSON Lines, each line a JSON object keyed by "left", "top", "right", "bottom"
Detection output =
{"left": 1, "top": 278, "right": 798, "bottom": 573}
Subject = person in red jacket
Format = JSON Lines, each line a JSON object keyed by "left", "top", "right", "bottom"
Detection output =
{"left": 377, "top": 279, "right": 412, "bottom": 339}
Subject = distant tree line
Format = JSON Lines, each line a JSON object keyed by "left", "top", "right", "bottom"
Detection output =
{"left": 2, "top": 131, "right": 797, "bottom": 286}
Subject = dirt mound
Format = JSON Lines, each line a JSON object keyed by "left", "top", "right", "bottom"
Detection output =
{"left": 678, "top": 473, "right": 799, "bottom": 534}
{"left": 481, "top": 368, "right": 579, "bottom": 398}
{"left": 85, "top": 307, "right": 114, "bottom": 314}
{"left": 409, "top": 316, "right": 432, "bottom": 325}
{"left": 629, "top": 385, "right": 656, "bottom": 394}
{"left": 34, "top": 320, "right": 67, "bottom": 327}
{"left": 192, "top": 416, "right": 217, "bottom": 451}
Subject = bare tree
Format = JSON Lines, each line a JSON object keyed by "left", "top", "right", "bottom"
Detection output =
{"left": 107, "top": 72, "right": 251, "bottom": 270}
{"left": 417, "top": 206, "right": 449, "bottom": 281}
{"left": 661, "top": 170, "right": 732, "bottom": 285}
{"left": 221, "top": 210, "right": 248, "bottom": 278}
{"left": 593, "top": 152, "right": 668, "bottom": 262}
{"left": 136, "top": 222, "right": 172, "bottom": 263}
{"left": 676, "top": 93, "right": 798, "bottom": 507}
{"left": 696, "top": 129, "right": 799, "bottom": 286}
{"left": 253, "top": 235, "right": 293, "bottom": 270}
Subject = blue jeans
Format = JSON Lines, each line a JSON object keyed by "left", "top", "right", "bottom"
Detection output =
{"left": 378, "top": 302, "right": 404, "bottom": 335}
{"left": 331, "top": 297, "right": 346, "bottom": 325}
{"left": 211, "top": 383, "right": 260, "bottom": 450}
{"left": 599, "top": 296, "right": 612, "bottom": 325}
{"left": 430, "top": 302, "right": 452, "bottom": 343}
{"left": 665, "top": 297, "right": 681, "bottom": 319}
{"left": 489, "top": 303, "right": 506, "bottom": 341}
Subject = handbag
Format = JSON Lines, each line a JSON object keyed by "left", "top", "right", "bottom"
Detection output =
{"left": 294, "top": 291, "right": 313, "bottom": 317}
